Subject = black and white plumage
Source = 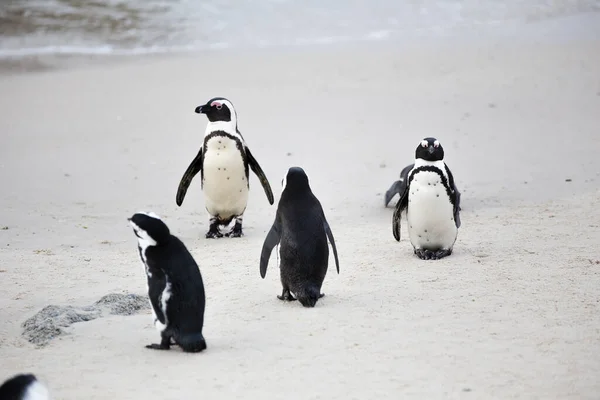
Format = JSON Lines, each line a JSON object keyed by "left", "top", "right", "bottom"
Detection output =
{"left": 0, "top": 373, "right": 50, "bottom": 400}
{"left": 392, "top": 137, "right": 461, "bottom": 260}
{"left": 176, "top": 97, "right": 274, "bottom": 239}
{"left": 384, "top": 163, "right": 462, "bottom": 208}
{"left": 260, "top": 167, "right": 340, "bottom": 307}
{"left": 128, "top": 211, "right": 207, "bottom": 352}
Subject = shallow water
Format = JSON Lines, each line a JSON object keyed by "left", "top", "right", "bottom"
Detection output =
{"left": 0, "top": 0, "right": 599, "bottom": 59}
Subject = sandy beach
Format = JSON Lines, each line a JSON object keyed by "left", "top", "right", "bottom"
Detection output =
{"left": 1, "top": 11, "right": 600, "bottom": 399}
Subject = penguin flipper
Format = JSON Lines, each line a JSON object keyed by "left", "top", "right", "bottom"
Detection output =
{"left": 392, "top": 181, "right": 409, "bottom": 241}
{"left": 246, "top": 147, "right": 275, "bottom": 205}
{"left": 176, "top": 148, "right": 203, "bottom": 207}
{"left": 384, "top": 180, "right": 403, "bottom": 207}
{"left": 384, "top": 163, "right": 414, "bottom": 207}
{"left": 260, "top": 220, "right": 281, "bottom": 278}
{"left": 443, "top": 163, "right": 461, "bottom": 229}
{"left": 323, "top": 219, "right": 340, "bottom": 274}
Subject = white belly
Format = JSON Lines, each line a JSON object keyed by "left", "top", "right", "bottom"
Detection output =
{"left": 202, "top": 136, "right": 249, "bottom": 219}
{"left": 406, "top": 171, "right": 458, "bottom": 251}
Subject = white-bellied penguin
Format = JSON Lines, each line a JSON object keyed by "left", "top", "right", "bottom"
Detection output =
{"left": 392, "top": 137, "right": 462, "bottom": 260}
{"left": 176, "top": 97, "right": 274, "bottom": 238}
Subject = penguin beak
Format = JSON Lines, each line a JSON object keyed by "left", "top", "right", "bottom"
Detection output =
{"left": 427, "top": 146, "right": 435, "bottom": 154}
{"left": 195, "top": 105, "right": 207, "bottom": 114}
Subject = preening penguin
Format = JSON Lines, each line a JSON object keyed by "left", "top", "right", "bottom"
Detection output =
{"left": 0, "top": 373, "right": 50, "bottom": 400}
{"left": 128, "top": 211, "right": 207, "bottom": 353}
{"left": 175, "top": 97, "right": 274, "bottom": 239}
{"left": 392, "top": 138, "right": 461, "bottom": 260}
{"left": 260, "top": 167, "right": 340, "bottom": 308}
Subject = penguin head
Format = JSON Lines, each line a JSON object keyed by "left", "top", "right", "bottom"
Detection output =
{"left": 195, "top": 97, "right": 237, "bottom": 124}
{"left": 415, "top": 137, "right": 444, "bottom": 162}
{"left": 128, "top": 211, "right": 171, "bottom": 247}
{"left": 281, "top": 166, "right": 311, "bottom": 195}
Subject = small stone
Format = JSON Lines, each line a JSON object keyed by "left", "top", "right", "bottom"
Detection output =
{"left": 379, "top": 163, "right": 386, "bottom": 168}
{"left": 565, "top": 178, "right": 572, "bottom": 182}
{"left": 1, "top": 226, "right": 8, "bottom": 230}
{"left": 286, "top": 152, "right": 292, "bottom": 156}
{"left": 463, "top": 388, "right": 472, "bottom": 392}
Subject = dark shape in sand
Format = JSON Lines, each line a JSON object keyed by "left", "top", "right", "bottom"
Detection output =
{"left": 22, "top": 293, "right": 149, "bottom": 347}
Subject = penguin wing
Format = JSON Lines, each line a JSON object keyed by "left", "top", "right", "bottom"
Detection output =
{"left": 384, "top": 163, "right": 414, "bottom": 207}
{"left": 176, "top": 148, "right": 203, "bottom": 206}
{"left": 392, "top": 180, "right": 410, "bottom": 241}
{"left": 260, "top": 218, "right": 281, "bottom": 278}
{"left": 323, "top": 218, "right": 340, "bottom": 274}
{"left": 444, "top": 163, "right": 461, "bottom": 229}
{"left": 245, "top": 146, "right": 275, "bottom": 205}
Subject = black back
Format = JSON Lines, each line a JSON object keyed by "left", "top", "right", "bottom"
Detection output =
{"left": 0, "top": 374, "right": 38, "bottom": 400}
{"left": 135, "top": 227, "right": 206, "bottom": 337}
{"left": 260, "top": 167, "right": 340, "bottom": 290}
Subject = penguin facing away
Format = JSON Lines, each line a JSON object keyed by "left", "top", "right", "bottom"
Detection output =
{"left": 392, "top": 137, "right": 461, "bottom": 260}
{"left": 128, "top": 211, "right": 207, "bottom": 352}
{"left": 260, "top": 167, "right": 340, "bottom": 307}
{"left": 176, "top": 97, "right": 274, "bottom": 239}
{"left": 0, "top": 373, "right": 50, "bottom": 400}
{"left": 384, "top": 163, "right": 462, "bottom": 209}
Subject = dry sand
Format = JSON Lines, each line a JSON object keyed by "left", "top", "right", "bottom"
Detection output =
{"left": 1, "top": 15, "right": 600, "bottom": 400}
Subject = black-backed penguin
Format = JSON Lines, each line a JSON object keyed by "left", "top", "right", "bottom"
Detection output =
{"left": 385, "top": 163, "right": 462, "bottom": 208}
{"left": 128, "top": 211, "right": 207, "bottom": 352}
{"left": 392, "top": 137, "right": 461, "bottom": 260}
{"left": 260, "top": 167, "right": 340, "bottom": 307}
{"left": 0, "top": 373, "right": 50, "bottom": 400}
{"left": 176, "top": 97, "right": 274, "bottom": 239}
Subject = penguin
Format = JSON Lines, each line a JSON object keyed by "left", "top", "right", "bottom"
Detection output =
{"left": 392, "top": 137, "right": 461, "bottom": 260}
{"left": 259, "top": 167, "right": 340, "bottom": 307}
{"left": 128, "top": 211, "right": 207, "bottom": 352}
{"left": 0, "top": 373, "right": 50, "bottom": 400}
{"left": 175, "top": 97, "right": 274, "bottom": 239}
{"left": 385, "top": 163, "right": 462, "bottom": 208}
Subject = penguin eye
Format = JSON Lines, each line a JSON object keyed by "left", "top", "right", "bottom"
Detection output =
{"left": 215, "top": 104, "right": 223, "bottom": 110}
{"left": 421, "top": 140, "right": 428, "bottom": 148}
{"left": 433, "top": 141, "right": 439, "bottom": 148}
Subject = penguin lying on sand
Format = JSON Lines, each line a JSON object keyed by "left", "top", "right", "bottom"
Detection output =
{"left": 176, "top": 97, "right": 274, "bottom": 239}
{"left": 129, "top": 211, "right": 207, "bottom": 352}
{"left": 260, "top": 167, "right": 340, "bottom": 307}
{"left": 0, "top": 373, "right": 50, "bottom": 400}
{"left": 392, "top": 137, "right": 461, "bottom": 260}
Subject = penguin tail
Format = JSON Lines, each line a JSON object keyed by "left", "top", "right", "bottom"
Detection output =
{"left": 177, "top": 333, "right": 207, "bottom": 353}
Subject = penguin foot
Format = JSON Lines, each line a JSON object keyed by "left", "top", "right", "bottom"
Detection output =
{"left": 225, "top": 222, "right": 243, "bottom": 238}
{"left": 205, "top": 226, "right": 223, "bottom": 239}
{"left": 433, "top": 249, "right": 452, "bottom": 259}
{"left": 146, "top": 337, "right": 171, "bottom": 350}
{"left": 277, "top": 289, "right": 296, "bottom": 301}
{"left": 414, "top": 248, "right": 452, "bottom": 260}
